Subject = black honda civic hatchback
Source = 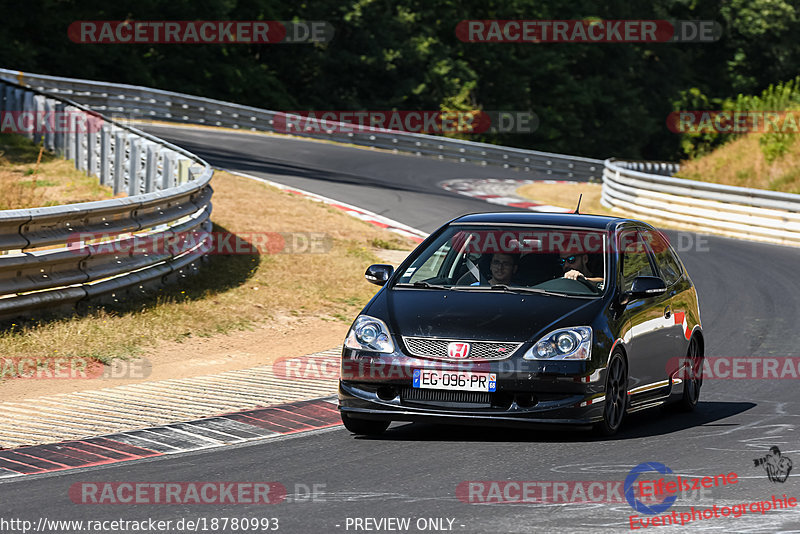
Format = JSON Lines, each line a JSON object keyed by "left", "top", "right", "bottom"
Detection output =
{"left": 338, "top": 212, "right": 704, "bottom": 436}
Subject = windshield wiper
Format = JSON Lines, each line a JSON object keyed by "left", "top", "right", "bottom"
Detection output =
{"left": 395, "top": 281, "right": 449, "bottom": 289}
{"left": 471, "top": 284, "right": 564, "bottom": 296}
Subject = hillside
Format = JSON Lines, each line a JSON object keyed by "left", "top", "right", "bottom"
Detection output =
{"left": 676, "top": 132, "right": 800, "bottom": 194}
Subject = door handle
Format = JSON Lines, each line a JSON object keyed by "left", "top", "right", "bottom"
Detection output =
{"left": 663, "top": 306, "right": 671, "bottom": 319}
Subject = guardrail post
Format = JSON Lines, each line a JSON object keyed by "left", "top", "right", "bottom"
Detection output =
{"left": 87, "top": 128, "right": 97, "bottom": 177}
{"left": 75, "top": 112, "right": 87, "bottom": 172}
{"left": 3, "top": 85, "right": 12, "bottom": 112}
{"left": 31, "top": 94, "right": 43, "bottom": 146}
{"left": 145, "top": 143, "right": 157, "bottom": 193}
{"left": 43, "top": 98, "right": 55, "bottom": 152}
{"left": 27, "top": 93, "right": 44, "bottom": 145}
{"left": 12, "top": 88, "right": 22, "bottom": 114}
{"left": 22, "top": 91, "right": 34, "bottom": 141}
{"left": 177, "top": 158, "right": 191, "bottom": 184}
{"left": 128, "top": 137, "right": 141, "bottom": 196}
{"left": 188, "top": 165, "right": 204, "bottom": 182}
{"left": 66, "top": 108, "right": 76, "bottom": 161}
{"left": 100, "top": 125, "right": 111, "bottom": 186}
{"left": 162, "top": 151, "right": 176, "bottom": 189}
{"left": 113, "top": 131, "right": 126, "bottom": 195}
{"left": 53, "top": 102, "right": 66, "bottom": 156}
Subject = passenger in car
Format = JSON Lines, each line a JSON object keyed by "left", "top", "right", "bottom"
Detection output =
{"left": 468, "top": 252, "right": 519, "bottom": 286}
{"left": 487, "top": 253, "right": 519, "bottom": 285}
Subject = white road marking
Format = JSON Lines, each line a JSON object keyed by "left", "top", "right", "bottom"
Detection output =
{"left": 0, "top": 347, "right": 342, "bottom": 449}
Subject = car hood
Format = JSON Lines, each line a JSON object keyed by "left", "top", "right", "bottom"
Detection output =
{"left": 371, "top": 288, "right": 603, "bottom": 343}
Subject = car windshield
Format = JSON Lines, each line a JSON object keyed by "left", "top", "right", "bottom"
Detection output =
{"left": 395, "top": 225, "right": 608, "bottom": 296}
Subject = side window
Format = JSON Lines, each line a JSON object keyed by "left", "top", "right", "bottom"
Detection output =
{"left": 408, "top": 241, "right": 452, "bottom": 282}
{"left": 619, "top": 231, "right": 655, "bottom": 292}
{"left": 642, "top": 230, "right": 683, "bottom": 287}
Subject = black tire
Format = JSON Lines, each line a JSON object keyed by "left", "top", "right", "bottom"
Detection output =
{"left": 341, "top": 412, "right": 390, "bottom": 436}
{"left": 595, "top": 351, "right": 628, "bottom": 436}
{"left": 678, "top": 336, "right": 703, "bottom": 412}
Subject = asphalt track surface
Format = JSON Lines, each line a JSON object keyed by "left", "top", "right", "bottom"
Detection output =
{"left": 2, "top": 125, "right": 799, "bottom": 533}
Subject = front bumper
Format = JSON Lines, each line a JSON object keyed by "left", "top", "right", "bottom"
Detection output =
{"left": 337, "top": 347, "right": 609, "bottom": 428}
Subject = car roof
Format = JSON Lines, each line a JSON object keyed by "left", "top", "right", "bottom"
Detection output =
{"left": 450, "top": 211, "right": 637, "bottom": 230}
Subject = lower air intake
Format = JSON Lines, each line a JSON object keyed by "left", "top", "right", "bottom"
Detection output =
{"left": 400, "top": 388, "right": 491, "bottom": 405}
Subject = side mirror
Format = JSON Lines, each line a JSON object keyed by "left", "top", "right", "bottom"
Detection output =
{"left": 365, "top": 264, "right": 394, "bottom": 286}
{"left": 626, "top": 276, "right": 667, "bottom": 300}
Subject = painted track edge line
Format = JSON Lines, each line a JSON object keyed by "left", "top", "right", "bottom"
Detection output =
{"left": 0, "top": 396, "right": 342, "bottom": 478}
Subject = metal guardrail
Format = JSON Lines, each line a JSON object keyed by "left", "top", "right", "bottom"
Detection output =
{"left": 6, "top": 68, "right": 798, "bottom": 254}
{"left": 0, "top": 77, "right": 213, "bottom": 320}
{"left": 602, "top": 159, "right": 800, "bottom": 246}
{"left": 0, "top": 69, "right": 603, "bottom": 181}
{"left": 609, "top": 160, "right": 681, "bottom": 177}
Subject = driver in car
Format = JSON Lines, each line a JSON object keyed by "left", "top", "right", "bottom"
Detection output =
{"left": 560, "top": 252, "right": 603, "bottom": 286}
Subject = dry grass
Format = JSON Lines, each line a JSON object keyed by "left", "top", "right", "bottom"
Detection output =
{"left": 0, "top": 134, "right": 114, "bottom": 209}
{"left": 676, "top": 134, "right": 800, "bottom": 194}
{"left": 516, "top": 182, "right": 612, "bottom": 216}
{"left": 0, "top": 170, "right": 415, "bottom": 363}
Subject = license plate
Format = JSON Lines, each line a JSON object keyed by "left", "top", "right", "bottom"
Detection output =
{"left": 412, "top": 369, "right": 497, "bottom": 392}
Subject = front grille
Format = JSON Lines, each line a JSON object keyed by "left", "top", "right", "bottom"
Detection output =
{"left": 401, "top": 388, "right": 491, "bottom": 405}
{"left": 403, "top": 337, "right": 520, "bottom": 361}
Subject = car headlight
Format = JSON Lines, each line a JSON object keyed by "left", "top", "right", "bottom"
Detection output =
{"left": 344, "top": 315, "right": 395, "bottom": 353}
{"left": 524, "top": 327, "right": 592, "bottom": 360}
